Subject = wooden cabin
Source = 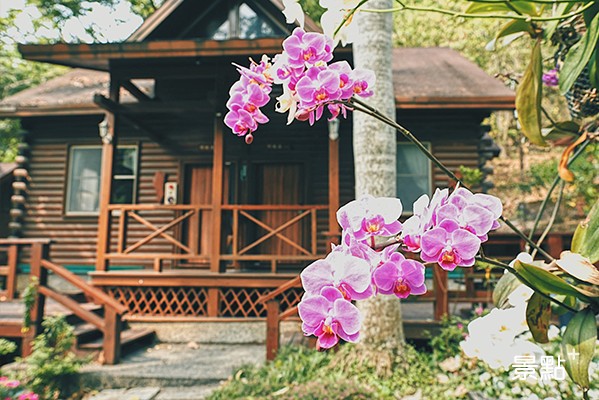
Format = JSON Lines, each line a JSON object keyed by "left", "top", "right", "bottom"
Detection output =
{"left": 0, "top": 0, "right": 523, "bottom": 361}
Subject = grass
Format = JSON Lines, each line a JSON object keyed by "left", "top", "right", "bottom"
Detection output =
{"left": 208, "top": 317, "right": 599, "bottom": 400}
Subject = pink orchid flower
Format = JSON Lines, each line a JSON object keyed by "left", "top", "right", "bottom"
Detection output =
{"left": 373, "top": 251, "right": 427, "bottom": 298}
{"left": 420, "top": 220, "right": 481, "bottom": 271}
{"left": 336, "top": 195, "right": 403, "bottom": 242}
{"left": 283, "top": 28, "right": 334, "bottom": 68}
{"left": 298, "top": 287, "right": 362, "bottom": 349}
{"left": 301, "top": 250, "right": 373, "bottom": 300}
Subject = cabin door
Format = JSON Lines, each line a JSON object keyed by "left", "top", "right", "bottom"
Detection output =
{"left": 253, "top": 163, "right": 306, "bottom": 256}
{"left": 184, "top": 164, "right": 212, "bottom": 263}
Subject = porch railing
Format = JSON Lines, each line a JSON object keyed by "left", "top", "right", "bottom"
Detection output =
{"left": 101, "top": 203, "right": 328, "bottom": 272}
{"left": 0, "top": 242, "right": 18, "bottom": 300}
{"left": 221, "top": 204, "right": 329, "bottom": 272}
{"left": 105, "top": 204, "right": 213, "bottom": 271}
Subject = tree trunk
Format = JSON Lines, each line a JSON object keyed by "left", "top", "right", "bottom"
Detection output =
{"left": 353, "top": 0, "right": 405, "bottom": 348}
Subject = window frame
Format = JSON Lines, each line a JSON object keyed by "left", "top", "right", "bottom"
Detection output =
{"left": 64, "top": 144, "right": 139, "bottom": 217}
{"left": 396, "top": 141, "right": 433, "bottom": 215}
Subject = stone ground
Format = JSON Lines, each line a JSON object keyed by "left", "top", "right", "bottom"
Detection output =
{"left": 81, "top": 343, "right": 265, "bottom": 400}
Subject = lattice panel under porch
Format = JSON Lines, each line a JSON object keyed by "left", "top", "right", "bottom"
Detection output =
{"left": 106, "top": 286, "right": 210, "bottom": 317}
{"left": 105, "top": 286, "right": 304, "bottom": 318}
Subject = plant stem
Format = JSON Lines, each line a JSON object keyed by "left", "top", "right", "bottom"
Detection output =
{"left": 348, "top": 97, "right": 555, "bottom": 261}
{"left": 358, "top": 0, "right": 597, "bottom": 22}
{"left": 476, "top": 256, "right": 578, "bottom": 313}
{"left": 526, "top": 138, "right": 592, "bottom": 248}
{"left": 531, "top": 180, "right": 565, "bottom": 259}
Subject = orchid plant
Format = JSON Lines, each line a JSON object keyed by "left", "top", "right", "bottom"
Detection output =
{"left": 225, "top": 1, "right": 599, "bottom": 398}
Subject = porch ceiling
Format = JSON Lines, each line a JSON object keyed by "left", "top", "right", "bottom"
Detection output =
{"left": 18, "top": 38, "right": 288, "bottom": 71}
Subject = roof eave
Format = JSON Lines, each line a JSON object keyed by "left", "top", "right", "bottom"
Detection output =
{"left": 0, "top": 105, "right": 103, "bottom": 118}
{"left": 395, "top": 96, "right": 515, "bottom": 110}
{"left": 18, "top": 38, "right": 288, "bottom": 71}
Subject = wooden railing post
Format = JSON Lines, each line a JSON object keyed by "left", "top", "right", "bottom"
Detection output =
{"left": 23, "top": 242, "right": 49, "bottom": 356}
{"left": 5, "top": 244, "right": 18, "bottom": 300}
{"left": 103, "top": 307, "right": 122, "bottom": 365}
{"left": 433, "top": 267, "right": 449, "bottom": 320}
{"left": 265, "top": 299, "right": 280, "bottom": 361}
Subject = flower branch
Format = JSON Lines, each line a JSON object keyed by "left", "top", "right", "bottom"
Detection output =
{"left": 347, "top": 97, "right": 555, "bottom": 261}
{"left": 356, "top": 0, "right": 597, "bottom": 22}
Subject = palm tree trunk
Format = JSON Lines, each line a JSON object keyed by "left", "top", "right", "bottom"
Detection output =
{"left": 353, "top": 0, "right": 405, "bottom": 348}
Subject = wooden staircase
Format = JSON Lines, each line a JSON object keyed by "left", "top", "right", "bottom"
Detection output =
{"left": 0, "top": 239, "right": 154, "bottom": 364}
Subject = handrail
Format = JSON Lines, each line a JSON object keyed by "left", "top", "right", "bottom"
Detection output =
{"left": 0, "top": 239, "right": 52, "bottom": 245}
{"left": 222, "top": 204, "right": 328, "bottom": 211}
{"left": 278, "top": 305, "right": 298, "bottom": 320}
{"left": 107, "top": 204, "right": 212, "bottom": 211}
{"left": 37, "top": 286, "right": 105, "bottom": 330}
{"left": 257, "top": 275, "right": 301, "bottom": 304}
{"left": 40, "top": 259, "right": 128, "bottom": 314}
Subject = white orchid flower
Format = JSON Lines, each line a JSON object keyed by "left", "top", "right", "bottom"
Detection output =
{"left": 282, "top": 0, "right": 305, "bottom": 28}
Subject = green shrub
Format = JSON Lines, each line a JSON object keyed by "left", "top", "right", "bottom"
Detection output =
{"left": 0, "top": 339, "right": 17, "bottom": 357}
{"left": 428, "top": 315, "right": 468, "bottom": 362}
{"left": 18, "top": 315, "right": 84, "bottom": 399}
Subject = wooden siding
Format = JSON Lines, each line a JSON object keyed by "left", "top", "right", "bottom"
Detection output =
{"left": 18, "top": 66, "right": 487, "bottom": 270}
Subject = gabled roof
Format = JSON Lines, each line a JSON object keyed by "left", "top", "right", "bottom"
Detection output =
{"left": 17, "top": 0, "right": 319, "bottom": 71}
{"left": 128, "top": 0, "right": 320, "bottom": 42}
{"left": 0, "top": 47, "right": 514, "bottom": 117}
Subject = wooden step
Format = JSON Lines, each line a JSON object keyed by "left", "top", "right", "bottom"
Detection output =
{"left": 73, "top": 322, "right": 103, "bottom": 345}
{"left": 78, "top": 328, "right": 155, "bottom": 352}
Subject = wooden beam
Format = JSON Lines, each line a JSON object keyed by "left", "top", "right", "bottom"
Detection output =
{"left": 266, "top": 299, "right": 280, "bottom": 361}
{"left": 95, "top": 79, "right": 120, "bottom": 272}
{"left": 328, "top": 136, "right": 340, "bottom": 244}
{"left": 433, "top": 267, "right": 449, "bottom": 320}
{"left": 122, "top": 80, "right": 154, "bottom": 102}
{"left": 210, "top": 115, "right": 224, "bottom": 272}
{"left": 93, "top": 94, "right": 189, "bottom": 155}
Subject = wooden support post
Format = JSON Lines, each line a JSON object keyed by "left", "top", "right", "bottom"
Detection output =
{"left": 547, "top": 234, "right": 563, "bottom": 259}
{"left": 96, "top": 78, "right": 120, "bottom": 272}
{"left": 210, "top": 115, "right": 224, "bottom": 272}
{"left": 265, "top": 299, "right": 280, "bottom": 361}
{"left": 328, "top": 136, "right": 340, "bottom": 245}
{"left": 207, "top": 288, "right": 219, "bottom": 317}
{"left": 24, "top": 242, "right": 49, "bottom": 356}
{"left": 433, "top": 266, "right": 449, "bottom": 320}
{"left": 103, "top": 307, "right": 122, "bottom": 365}
{"left": 5, "top": 244, "right": 18, "bottom": 300}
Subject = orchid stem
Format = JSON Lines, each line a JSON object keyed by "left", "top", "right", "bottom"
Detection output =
{"left": 526, "top": 138, "right": 591, "bottom": 250}
{"left": 348, "top": 97, "right": 555, "bottom": 261}
{"left": 476, "top": 256, "right": 578, "bottom": 313}
{"left": 531, "top": 180, "right": 565, "bottom": 259}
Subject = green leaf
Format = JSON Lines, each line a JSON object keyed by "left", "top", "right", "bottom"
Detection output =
{"left": 541, "top": 120, "right": 580, "bottom": 141}
{"left": 513, "top": 261, "right": 591, "bottom": 302}
{"left": 559, "top": 13, "right": 599, "bottom": 94}
{"left": 516, "top": 40, "right": 546, "bottom": 146}
{"left": 496, "top": 19, "right": 534, "bottom": 40}
{"left": 561, "top": 308, "right": 597, "bottom": 389}
{"left": 572, "top": 197, "right": 599, "bottom": 263}
{"left": 526, "top": 292, "right": 551, "bottom": 343}
{"left": 493, "top": 271, "right": 522, "bottom": 309}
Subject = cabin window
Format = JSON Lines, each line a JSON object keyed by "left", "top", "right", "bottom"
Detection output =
{"left": 65, "top": 145, "right": 138, "bottom": 215}
{"left": 210, "top": 2, "right": 282, "bottom": 40}
{"left": 396, "top": 142, "right": 432, "bottom": 213}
